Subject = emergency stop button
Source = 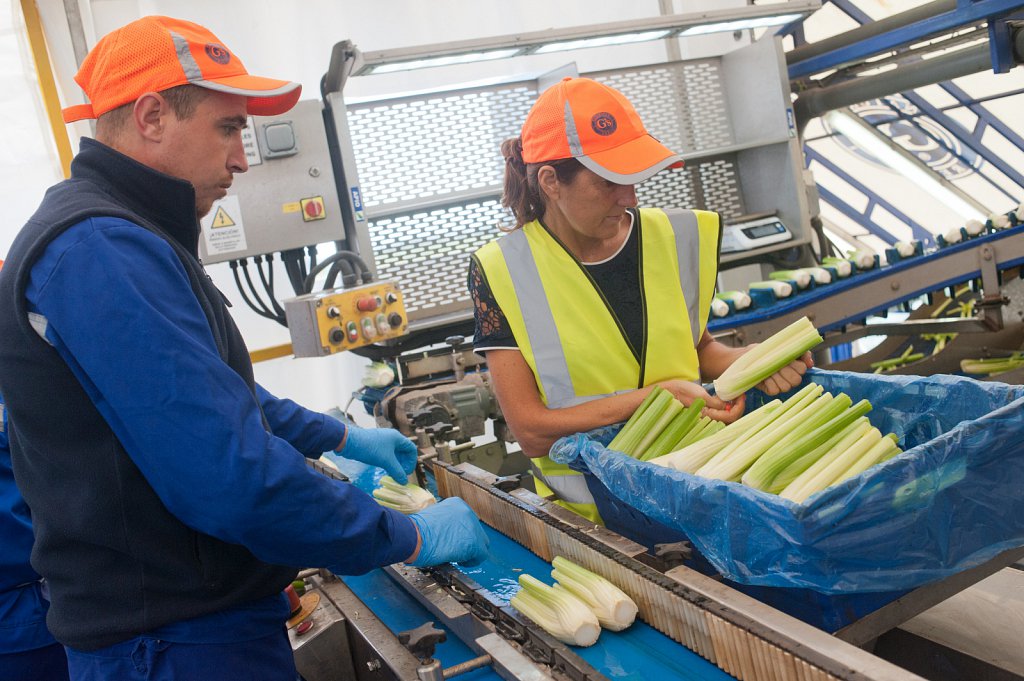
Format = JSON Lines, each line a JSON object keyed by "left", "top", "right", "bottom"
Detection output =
{"left": 300, "top": 197, "right": 326, "bottom": 222}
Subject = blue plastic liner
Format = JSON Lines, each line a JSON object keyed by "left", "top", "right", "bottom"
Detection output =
{"left": 550, "top": 369, "right": 1024, "bottom": 595}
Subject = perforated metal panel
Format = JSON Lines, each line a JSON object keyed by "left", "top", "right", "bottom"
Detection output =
{"left": 365, "top": 201, "right": 512, "bottom": 320}
{"left": 345, "top": 61, "right": 754, "bottom": 329}
{"left": 347, "top": 84, "right": 532, "bottom": 323}
{"left": 594, "top": 62, "right": 733, "bottom": 155}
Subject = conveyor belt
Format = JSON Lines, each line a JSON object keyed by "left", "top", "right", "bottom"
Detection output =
{"left": 433, "top": 461, "right": 924, "bottom": 681}
{"left": 709, "top": 224, "right": 1024, "bottom": 342}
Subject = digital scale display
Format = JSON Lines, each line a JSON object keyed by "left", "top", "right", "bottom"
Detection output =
{"left": 720, "top": 214, "right": 793, "bottom": 254}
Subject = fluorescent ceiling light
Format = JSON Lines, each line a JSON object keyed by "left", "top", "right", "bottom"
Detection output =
{"left": 369, "top": 48, "right": 521, "bottom": 74}
{"left": 534, "top": 30, "right": 672, "bottom": 54}
{"left": 824, "top": 111, "right": 986, "bottom": 222}
{"left": 678, "top": 13, "right": 803, "bottom": 37}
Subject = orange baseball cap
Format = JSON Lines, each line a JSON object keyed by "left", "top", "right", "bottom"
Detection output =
{"left": 521, "top": 77, "right": 681, "bottom": 185}
{"left": 62, "top": 16, "right": 301, "bottom": 123}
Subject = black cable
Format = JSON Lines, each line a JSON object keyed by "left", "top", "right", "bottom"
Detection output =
{"left": 307, "top": 244, "right": 318, "bottom": 274}
{"left": 281, "top": 249, "right": 307, "bottom": 294}
{"left": 230, "top": 260, "right": 278, "bottom": 320}
{"left": 303, "top": 251, "right": 373, "bottom": 293}
{"left": 325, "top": 258, "right": 357, "bottom": 289}
{"left": 239, "top": 259, "right": 276, "bottom": 318}
{"left": 254, "top": 254, "right": 287, "bottom": 318}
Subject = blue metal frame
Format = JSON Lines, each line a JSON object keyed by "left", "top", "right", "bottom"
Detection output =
{"left": 804, "top": 146, "right": 934, "bottom": 246}
{"left": 871, "top": 95, "right": 1021, "bottom": 205}
{"left": 788, "top": 0, "right": 1024, "bottom": 79}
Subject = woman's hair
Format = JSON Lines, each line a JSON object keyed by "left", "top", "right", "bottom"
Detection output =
{"left": 500, "top": 137, "right": 584, "bottom": 229}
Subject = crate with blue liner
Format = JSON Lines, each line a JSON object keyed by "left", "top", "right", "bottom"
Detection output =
{"left": 549, "top": 368, "right": 1024, "bottom": 632}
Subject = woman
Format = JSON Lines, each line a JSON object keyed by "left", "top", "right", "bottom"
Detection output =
{"left": 469, "top": 77, "right": 809, "bottom": 521}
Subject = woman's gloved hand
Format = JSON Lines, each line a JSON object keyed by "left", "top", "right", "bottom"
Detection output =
{"left": 407, "top": 498, "right": 490, "bottom": 567}
{"left": 337, "top": 427, "right": 417, "bottom": 484}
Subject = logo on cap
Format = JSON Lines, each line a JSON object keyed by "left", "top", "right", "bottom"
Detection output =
{"left": 205, "top": 43, "right": 231, "bottom": 65}
{"left": 591, "top": 112, "right": 617, "bottom": 136}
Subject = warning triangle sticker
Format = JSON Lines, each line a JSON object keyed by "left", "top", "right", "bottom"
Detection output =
{"left": 211, "top": 206, "right": 235, "bottom": 228}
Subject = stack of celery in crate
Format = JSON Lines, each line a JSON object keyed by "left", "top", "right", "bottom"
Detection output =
{"left": 609, "top": 317, "right": 903, "bottom": 503}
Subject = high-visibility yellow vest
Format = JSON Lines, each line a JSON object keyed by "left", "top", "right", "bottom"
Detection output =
{"left": 475, "top": 208, "right": 720, "bottom": 522}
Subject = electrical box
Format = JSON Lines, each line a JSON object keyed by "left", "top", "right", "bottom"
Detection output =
{"left": 198, "top": 100, "right": 346, "bottom": 264}
{"left": 284, "top": 281, "right": 408, "bottom": 356}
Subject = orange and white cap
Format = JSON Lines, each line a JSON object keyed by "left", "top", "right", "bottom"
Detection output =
{"left": 521, "top": 77, "right": 681, "bottom": 185}
{"left": 62, "top": 16, "right": 301, "bottom": 123}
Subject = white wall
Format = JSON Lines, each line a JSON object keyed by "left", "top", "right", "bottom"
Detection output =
{"left": 2, "top": 0, "right": 746, "bottom": 420}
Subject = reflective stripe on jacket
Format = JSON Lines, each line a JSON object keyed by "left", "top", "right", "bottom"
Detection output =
{"left": 475, "top": 208, "right": 720, "bottom": 521}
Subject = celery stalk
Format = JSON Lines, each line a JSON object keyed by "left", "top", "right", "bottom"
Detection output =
{"left": 632, "top": 399, "right": 684, "bottom": 457}
{"left": 781, "top": 426, "right": 882, "bottom": 503}
{"left": 671, "top": 415, "right": 711, "bottom": 450}
{"left": 650, "top": 400, "right": 783, "bottom": 472}
{"left": 769, "top": 269, "right": 812, "bottom": 289}
{"left": 608, "top": 386, "right": 663, "bottom": 452}
{"left": 764, "top": 416, "right": 869, "bottom": 494}
{"left": 640, "top": 399, "right": 705, "bottom": 461}
{"left": 834, "top": 436, "right": 901, "bottom": 484}
{"left": 713, "top": 317, "right": 822, "bottom": 401}
{"left": 695, "top": 384, "right": 825, "bottom": 481}
{"left": 746, "top": 399, "right": 872, "bottom": 493}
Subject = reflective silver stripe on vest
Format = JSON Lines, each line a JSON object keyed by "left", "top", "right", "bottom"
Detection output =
{"left": 498, "top": 230, "right": 576, "bottom": 407}
{"left": 28, "top": 312, "right": 52, "bottom": 346}
{"left": 665, "top": 209, "right": 702, "bottom": 347}
{"left": 170, "top": 31, "right": 204, "bottom": 81}
{"left": 532, "top": 463, "right": 595, "bottom": 505}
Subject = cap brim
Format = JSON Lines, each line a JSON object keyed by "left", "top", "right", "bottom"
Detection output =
{"left": 194, "top": 75, "right": 302, "bottom": 116}
{"left": 578, "top": 134, "right": 682, "bottom": 185}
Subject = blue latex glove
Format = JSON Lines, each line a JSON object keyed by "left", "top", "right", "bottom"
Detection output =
{"left": 338, "top": 426, "right": 417, "bottom": 484}
{"left": 408, "top": 498, "right": 490, "bottom": 567}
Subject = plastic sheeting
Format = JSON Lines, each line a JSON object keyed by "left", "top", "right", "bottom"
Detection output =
{"left": 550, "top": 369, "right": 1024, "bottom": 594}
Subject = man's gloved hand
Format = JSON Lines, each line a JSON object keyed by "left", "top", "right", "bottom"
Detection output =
{"left": 408, "top": 498, "right": 490, "bottom": 567}
{"left": 338, "top": 427, "right": 417, "bottom": 484}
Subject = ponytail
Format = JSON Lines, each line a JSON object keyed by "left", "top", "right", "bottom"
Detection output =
{"left": 500, "top": 136, "right": 585, "bottom": 230}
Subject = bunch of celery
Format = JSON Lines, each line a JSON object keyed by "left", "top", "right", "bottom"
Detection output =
{"left": 712, "top": 316, "right": 822, "bottom": 401}
{"left": 509, "top": 557, "right": 639, "bottom": 646}
{"left": 607, "top": 387, "right": 713, "bottom": 461}
{"left": 371, "top": 476, "right": 436, "bottom": 514}
{"left": 650, "top": 384, "right": 903, "bottom": 504}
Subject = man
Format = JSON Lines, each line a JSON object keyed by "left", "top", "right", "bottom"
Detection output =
{"left": 0, "top": 386, "right": 69, "bottom": 681}
{"left": 0, "top": 16, "right": 488, "bottom": 681}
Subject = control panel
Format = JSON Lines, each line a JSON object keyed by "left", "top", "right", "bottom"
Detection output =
{"left": 284, "top": 281, "right": 408, "bottom": 357}
{"left": 720, "top": 213, "right": 793, "bottom": 254}
{"left": 198, "top": 100, "right": 346, "bottom": 264}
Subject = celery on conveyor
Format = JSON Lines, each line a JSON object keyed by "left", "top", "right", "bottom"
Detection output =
{"left": 893, "top": 241, "right": 918, "bottom": 258}
{"left": 748, "top": 280, "right": 793, "bottom": 298}
{"left": 960, "top": 354, "right": 1024, "bottom": 376}
{"left": 769, "top": 269, "right": 812, "bottom": 289}
{"left": 964, "top": 219, "right": 985, "bottom": 236}
{"left": 695, "top": 383, "right": 825, "bottom": 481}
{"left": 716, "top": 290, "right": 752, "bottom": 311}
{"left": 710, "top": 298, "right": 731, "bottom": 318}
{"left": 800, "top": 267, "right": 832, "bottom": 285}
{"left": 849, "top": 250, "right": 877, "bottom": 270}
{"left": 712, "top": 316, "right": 823, "bottom": 401}
{"left": 372, "top": 476, "right": 436, "bottom": 514}
{"left": 510, "top": 574, "right": 601, "bottom": 647}
{"left": 649, "top": 399, "right": 783, "bottom": 473}
{"left": 612, "top": 389, "right": 674, "bottom": 456}
{"left": 833, "top": 435, "right": 902, "bottom": 485}
{"left": 821, "top": 257, "right": 852, "bottom": 278}
{"left": 640, "top": 398, "right": 705, "bottom": 461}
{"left": 551, "top": 556, "right": 638, "bottom": 631}
{"left": 742, "top": 397, "right": 872, "bottom": 492}
{"left": 990, "top": 213, "right": 1011, "bottom": 230}
{"left": 780, "top": 424, "right": 882, "bottom": 503}
{"left": 607, "top": 387, "right": 663, "bottom": 452}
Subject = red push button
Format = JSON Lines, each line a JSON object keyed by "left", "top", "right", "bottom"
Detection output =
{"left": 300, "top": 197, "right": 326, "bottom": 222}
{"left": 356, "top": 296, "right": 381, "bottom": 312}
